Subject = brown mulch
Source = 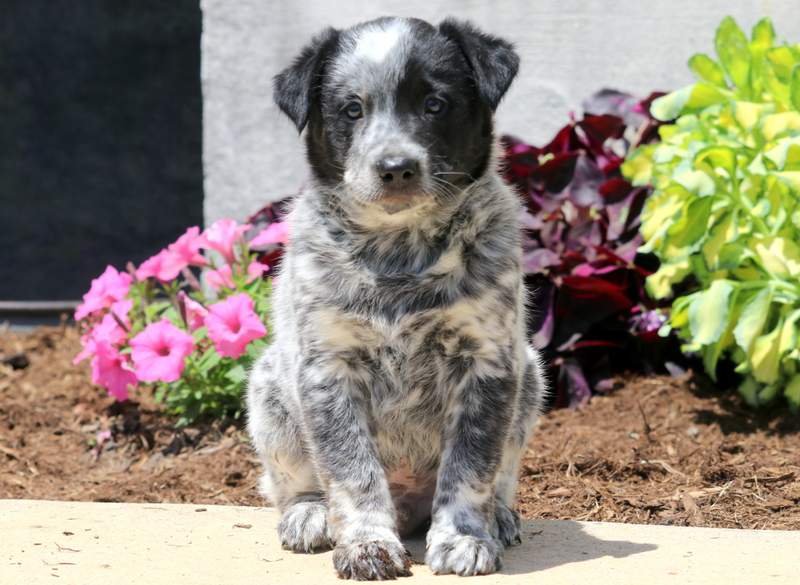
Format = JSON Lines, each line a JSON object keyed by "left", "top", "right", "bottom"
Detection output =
{"left": 1, "top": 326, "right": 799, "bottom": 529}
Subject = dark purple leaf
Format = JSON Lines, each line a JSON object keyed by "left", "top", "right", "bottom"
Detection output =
{"left": 523, "top": 248, "right": 561, "bottom": 273}
{"left": 500, "top": 89, "right": 672, "bottom": 409}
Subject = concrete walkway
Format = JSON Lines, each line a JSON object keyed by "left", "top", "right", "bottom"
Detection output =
{"left": 1, "top": 499, "right": 797, "bottom": 584}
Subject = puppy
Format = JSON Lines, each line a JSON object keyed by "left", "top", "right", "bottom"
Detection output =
{"left": 246, "top": 16, "right": 546, "bottom": 579}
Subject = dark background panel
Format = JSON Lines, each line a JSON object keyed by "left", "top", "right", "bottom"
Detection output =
{"left": 0, "top": 0, "right": 203, "bottom": 301}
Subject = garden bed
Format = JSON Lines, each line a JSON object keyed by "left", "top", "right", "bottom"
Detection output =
{"left": 1, "top": 326, "right": 798, "bottom": 529}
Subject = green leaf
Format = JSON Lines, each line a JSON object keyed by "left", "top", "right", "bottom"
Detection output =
{"left": 738, "top": 376, "right": 760, "bottom": 407}
{"left": 785, "top": 374, "right": 800, "bottom": 411}
{"left": 715, "top": 16, "right": 752, "bottom": 90}
{"left": 762, "top": 112, "right": 800, "bottom": 141}
{"left": 702, "top": 213, "right": 733, "bottom": 268}
{"left": 225, "top": 364, "right": 248, "bottom": 384}
{"left": 689, "top": 280, "right": 735, "bottom": 345}
{"left": 647, "top": 261, "right": 691, "bottom": 300}
{"left": 733, "top": 101, "right": 771, "bottom": 130}
{"left": 765, "top": 47, "right": 796, "bottom": 81}
{"left": 667, "top": 197, "right": 713, "bottom": 248}
{"left": 689, "top": 53, "right": 727, "bottom": 87}
{"left": 751, "top": 17, "right": 775, "bottom": 48}
{"left": 695, "top": 145, "right": 737, "bottom": 176}
{"left": 791, "top": 64, "right": 800, "bottom": 112}
{"left": 650, "top": 83, "right": 727, "bottom": 121}
{"left": 750, "top": 321, "right": 782, "bottom": 383}
{"left": 733, "top": 288, "right": 772, "bottom": 354}
{"left": 753, "top": 236, "right": 800, "bottom": 278}
{"left": 779, "top": 310, "right": 800, "bottom": 355}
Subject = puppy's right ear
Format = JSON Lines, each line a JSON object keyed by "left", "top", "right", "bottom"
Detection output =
{"left": 274, "top": 27, "right": 340, "bottom": 133}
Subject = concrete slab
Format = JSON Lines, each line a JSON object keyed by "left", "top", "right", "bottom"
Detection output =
{"left": 1, "top": 499, "right": 797, "bottom": 584}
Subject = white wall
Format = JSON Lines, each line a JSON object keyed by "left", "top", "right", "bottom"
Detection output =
{"left": 201, "top": 0, "right": 800, "bottom": 222}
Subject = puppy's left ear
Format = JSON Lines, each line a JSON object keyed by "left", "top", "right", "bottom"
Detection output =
{"left": 438, "top": 19, "right": 519, "bottom": 111}
{"left": 274, "top": 27, "right": 340, "bottom": 132}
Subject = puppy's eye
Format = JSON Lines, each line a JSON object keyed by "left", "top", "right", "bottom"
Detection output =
{"left": 345, "top": 101, "right": 363, "bottom": 120}
{"left": 424, "top": 96, "right": 447, "bottom": 115}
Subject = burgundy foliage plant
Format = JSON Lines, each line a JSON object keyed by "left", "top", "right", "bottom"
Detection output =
{"left": 502, "top": 90, "right": 675, "bottom": 408}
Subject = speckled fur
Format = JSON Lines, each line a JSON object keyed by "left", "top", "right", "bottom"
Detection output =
{"left": 247, "top": 16, "right": 546, "bottom": 579}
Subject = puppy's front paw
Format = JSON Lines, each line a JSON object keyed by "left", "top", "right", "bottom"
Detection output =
{"left": 426, "top": 529, "right": 502, "bottom": 576}
{"left": 333, "top": 539, "right": 412, "bottom": 580}
{"left": 494, "top": 502, "right": 522, "bottom": 547}
{"left": 278, "top": 501, "right": 332, "bottom": 552}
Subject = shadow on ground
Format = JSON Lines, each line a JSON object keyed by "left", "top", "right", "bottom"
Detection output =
{"left": 404, "top": 520, "right": 656, "bottom": 575}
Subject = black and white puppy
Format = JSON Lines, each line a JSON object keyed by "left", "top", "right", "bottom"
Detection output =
{"left": 247, "top": 16, "right": 546, "bottom": 579}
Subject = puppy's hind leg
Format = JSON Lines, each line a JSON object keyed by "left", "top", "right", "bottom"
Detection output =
{"left": 247, "top": 350, "right": 332, "bottom": 553}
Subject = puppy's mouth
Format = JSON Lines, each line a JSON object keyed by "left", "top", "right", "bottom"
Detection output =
{"left": 375, "top": 192, "right": 429, "bottom": 213}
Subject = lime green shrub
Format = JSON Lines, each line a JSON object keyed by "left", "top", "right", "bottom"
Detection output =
{"left": 623, "top": 16, "right": 800, "bottom": 410}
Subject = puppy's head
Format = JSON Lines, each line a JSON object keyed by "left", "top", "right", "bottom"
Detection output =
{"left": 274, "top": 17, "right": 518, "bottom": 214}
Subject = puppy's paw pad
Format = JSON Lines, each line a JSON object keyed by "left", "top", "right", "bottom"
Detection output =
{"left": 333, "top": 539, "right": 412, "bottom": 580}
{"left": 278, "top": 501, "right": 332, "bottom": 552}
{"left": 426, "top": 533, "right": 501, "bottom": 576}
{"left": 494, "top": 503, "right": 522, "bottom": 547}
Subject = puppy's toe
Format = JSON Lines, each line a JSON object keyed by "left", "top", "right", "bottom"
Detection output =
{"left": 494, "top": 502, "right": 522, "bottom": 547}
{"left": 426, "top": 530, "right": 502, "bottom": 576}
{"left": 333, "top": 539, "right": 412, "bottom": 580}
{"left": 278, "top": 501, "right": 332, "bottom": 552}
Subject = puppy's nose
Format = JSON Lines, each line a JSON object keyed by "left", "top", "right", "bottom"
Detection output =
{"left": 376, "top": 157, "right": 419, "bottom": 185}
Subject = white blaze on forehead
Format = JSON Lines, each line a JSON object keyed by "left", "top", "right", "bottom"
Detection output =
{"left": 352, "top": 21, "right": 408, "bottom": 63}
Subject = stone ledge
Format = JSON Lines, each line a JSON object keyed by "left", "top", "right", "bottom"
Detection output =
{"left": 2, "top": 499, "right": 797, "bottom": 584}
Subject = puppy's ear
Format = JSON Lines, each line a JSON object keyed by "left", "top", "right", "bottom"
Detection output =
{"left": 438, "top": 19, "right": 519, "bottom": 111}
{"left": 274, "top": 27, "right": 340, "bottom": 132}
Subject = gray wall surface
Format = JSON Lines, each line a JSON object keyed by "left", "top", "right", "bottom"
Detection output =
{"left": 201, "top": 0, "right": 800, "bottom": 223}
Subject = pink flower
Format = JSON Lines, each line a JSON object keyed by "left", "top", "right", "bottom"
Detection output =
{"left": 206, "top": 293, "right": 267, "bottom": 358}
{"left": 178, "top": 291, "right": 208, "bottom": 331}
{"left": 130, "top": 320, "right": 194, "bottom": 383}
{"left": 73, "top": 299, "right": 132, "bottom": 365}
{"left": 200, "top": 219, "right": 251, "bottom": 263}
{"left": 75, "top": 266, "right": 132, "bottom": 320}
{"left": 135, "top": 249, "right": 171, "bottom": 282}
{"left": 249, "top": 222, "right": 289, "bottom": 247}
{"left": 161, "top": 226, "right": 207, "bottom": 278}
{"left": 247, "top": 260, "right": 269, "bottom": 280}
{"left": 91, "top": 342, "right": 137, "bottom": 401}
{"left": 204, "top": 265, "right": 235, "bottom": 290}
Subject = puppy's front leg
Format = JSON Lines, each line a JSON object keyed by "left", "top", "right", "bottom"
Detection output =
{"left": 426, "top": 370, "right": 516, "bottom": 576}
{"left": 300, "top": 356, "right": 412, "bottom": 580}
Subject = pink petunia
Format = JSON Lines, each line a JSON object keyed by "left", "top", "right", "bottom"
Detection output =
{"left": 75, "top": 266, "right": 132, "bottom": 321}
{"left": 130, "top": 320, "right": 194, "bottom": 383}
{"left": 135, "top": 249, "right": 171, "bottom": 282}
{"left": 73, "top": 299, "right": 132, "bottom": 365}
{"left": 178, "top": 291, "right": 208, "bottom": 331}
{"left": 249, "top": 222, "right": 289, "bottom": 247}
{"left": 206, "top": 293, "right": 267, "bottom": 358}
{"left": 199, "top": 219, "right": 251, "bottom": 264}
{"left": 91, "top": 342, "right": 138, "bottom": 401}
{"left": 204, "top": 265, "right": 235, "bottom": 291}
{"left": 247, "top": 260, "right": 269, "bottom": 280}
{"left": 160, "top": 226, "right": 207, "bottom": 279}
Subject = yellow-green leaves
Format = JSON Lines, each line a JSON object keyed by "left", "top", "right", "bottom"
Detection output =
{"left": 689, "top": 54, "right": 727, "bottom": 87}
{"left": 626, "top": 16, "right": 800, "bottom": 410}
{"left": 715, "top": 17, "right": 752, "bottom": 92}
{"left": 733, "top": 288, "right": 772, "bottom": 354}
{"left": 791, "top": 65, "right": 800, "bottom": 112}
{"left": 650, "top": 83, "right": 727, "bottom": 121}
{"left": 689, "top": 280, "right": 736, "bottom": 345}
{"left": 753, "top": 236, "right": 800, "bottom": 278}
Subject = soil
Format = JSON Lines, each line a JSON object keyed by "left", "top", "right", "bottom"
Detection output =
{"left": 2, "top": 326, "right": 799, "bottom": 530}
